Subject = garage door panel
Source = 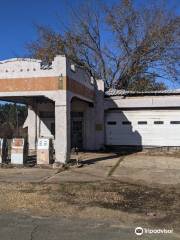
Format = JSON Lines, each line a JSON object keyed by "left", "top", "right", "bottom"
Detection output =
{"left": 106, "top": 110, "right": 180, "bottom": 146}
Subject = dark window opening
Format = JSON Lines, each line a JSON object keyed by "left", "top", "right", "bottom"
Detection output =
{"left": 71, "top": 112, "right": 83, "bottom": 118}
{"left": 154, "top": 121, "right": 164, "bottom": 124}
{"left": 138, "top": 121, "right": 147, "bottom": 125}
{"left": 39, "top": 111, "right": 55, "bottom": 118}
{"left": 107, "top": 121, "right": 116, "bottom": 125}
{"left": 122, "top": 121, "right": 132, "bottom": 125}
{"left": 170, "top": 121, "right": 180, "bottom": 124}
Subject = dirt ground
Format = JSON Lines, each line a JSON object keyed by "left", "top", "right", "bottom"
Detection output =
{"left": 0, "top": 181, "right": 180, "bottom": 232}
{"left": 0, "top": 151, "right": 180, "bottom": 238}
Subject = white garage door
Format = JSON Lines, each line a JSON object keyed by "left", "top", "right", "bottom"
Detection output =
{"left": 105, "top": 109, "right": 180, "bottom": 146}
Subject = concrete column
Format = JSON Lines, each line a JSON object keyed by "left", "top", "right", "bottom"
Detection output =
{"left": 25, "top": 105, "right": 37, "bottom": 152}
{"left": 55, "top": 103, "right": 70, "bottom": 163}
{"left": 84, "top": 106, "right": 95, "bottom": 150}
{"left": 94, "top": 79, "right": 105, "bottom": 150}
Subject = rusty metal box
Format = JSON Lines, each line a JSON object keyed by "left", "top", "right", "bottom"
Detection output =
{"left": 11, "top": 138, "right": 26, "bottom": 164}
{"left": 37, "top": 138, "right": 53, "bottom": 165}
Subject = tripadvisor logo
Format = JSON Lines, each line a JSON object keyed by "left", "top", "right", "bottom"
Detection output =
{"left": 135, "top": 227, "right": 173, "bottom": 236}
{"left": 135, "top": 227, "right": 143, "bottom": 236}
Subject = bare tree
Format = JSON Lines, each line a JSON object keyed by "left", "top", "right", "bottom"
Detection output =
{"left": 27, "top": 0, "right": 180, "bottom": 90}
{"left": 27, "top": 26, "right": 64, "bottom": 63}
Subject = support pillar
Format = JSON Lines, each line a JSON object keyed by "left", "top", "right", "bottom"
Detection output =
{"left": 24, "top": 104, "right": 37, "bottom": 153}
{"left": 94, "top": 79, "right": 105, "bottom": 149}
{"left": 55, "top": 103, "right": 70, "bottom": 163}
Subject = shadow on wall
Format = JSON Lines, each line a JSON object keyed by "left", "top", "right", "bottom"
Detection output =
{"left": 95, "top": 81, "right": 142, "bottom": 154}
{"left": 39, "top": 117, "right": 55, "bottom": 138}
{"left": 35, "top": 102, "right": 55, "bottom": 139}
{"left": 70, "top": 85, "right": 142, "bottom": 155}
{"left": 105, "top": 102, "right": 142, "bottom": 154}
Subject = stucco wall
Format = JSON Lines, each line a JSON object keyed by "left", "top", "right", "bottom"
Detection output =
{"left": 0, "top": 56, "right": 66, "bottom": 79}
{"left": 0, "top": 54, "right": 98, "bottom": 163}
{"left": 104, "top": 95, "right": 180, "bottom": 109}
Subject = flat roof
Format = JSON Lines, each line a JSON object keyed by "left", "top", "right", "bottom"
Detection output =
{"left": 105, "top": 88, "right": 180, "bottom": 97}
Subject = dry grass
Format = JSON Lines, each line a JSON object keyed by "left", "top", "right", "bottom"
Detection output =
{"left": 0, "top": 181, "right": 180, "bottom": 231}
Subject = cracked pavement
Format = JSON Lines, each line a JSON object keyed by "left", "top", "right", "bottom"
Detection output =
{"left": 0, "top": 213, "right": 179, "bottom": 240}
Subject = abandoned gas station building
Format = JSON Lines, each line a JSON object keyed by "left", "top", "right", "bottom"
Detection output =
{"left": 1, "top": 55, "right": 180, "bottom": 164}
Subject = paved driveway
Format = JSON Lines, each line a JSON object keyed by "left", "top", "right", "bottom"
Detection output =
{"left": 0, "top": 213, "right": 179, "bottom": 240}
{"left": 0, "top": 152, "right": 180, "bottom": 186}
{"left": 0, "top": 168, "right": 56, "bottom": 183}
{"left": 111, "top": 153, "right": 180, "bottom": 186}
{"left": 46, "top": 152, "right": 180, "bottom": 186}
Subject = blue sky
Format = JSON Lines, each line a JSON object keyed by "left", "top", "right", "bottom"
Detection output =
{"left": 0, "top": 0, "right": 68, "bottom": 59}
{"left": 0, "top": 0, "right": 179, "bottom": 87}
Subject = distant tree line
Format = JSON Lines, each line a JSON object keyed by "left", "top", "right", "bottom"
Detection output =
{"left": 0, "top": 104, "right": 27, "bottom": 138}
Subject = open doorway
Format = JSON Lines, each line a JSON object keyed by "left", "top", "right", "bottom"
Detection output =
{"left": 71, "top": 112, "right": 84, "bottom": 149}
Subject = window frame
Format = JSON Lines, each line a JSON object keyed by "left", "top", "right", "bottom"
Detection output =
{"left": 107, "top": 121, "right": 117, "bottom": 125}
{"left": 138, "top": 121, "right": 148, "bottom": 125}
{"left": 122, "top": 121, "right": 132, "bottom": 125}
{"left": 154, "top": 121, "right": 164, "bottom": 125}
{"left": 170, "top": 121, "right": 180, "bottom": 124}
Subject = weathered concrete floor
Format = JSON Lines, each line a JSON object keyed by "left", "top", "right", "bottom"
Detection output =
{"left": 0, "top": 152, "right": 180, "bottom": 186}
{"left": 0, "top": 168, "right": 56, "bottom": 183}
{"left": 111, "top": 153, "right": 180, "bottom": 186}
{"left": 47, "top": 152, "right": 180, "bottom": 186}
